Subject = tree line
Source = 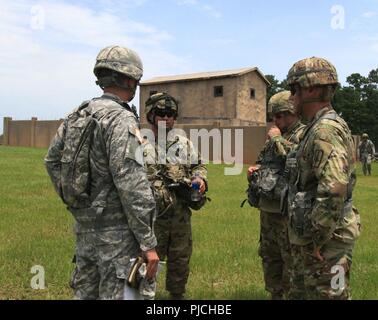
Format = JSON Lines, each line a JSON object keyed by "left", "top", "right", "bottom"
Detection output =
{"left": 266, "top": 69, "right": 378, "bottom": 148}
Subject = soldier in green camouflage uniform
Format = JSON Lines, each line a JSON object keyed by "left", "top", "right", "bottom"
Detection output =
{"left": 45, "top": 46, "right": 159, "bottom": 300}
{"left": 358, "top": 133, "right": 375, "bottom": 176}
{"left": 142, "top": 93, "right": 208, "bottom": 300}
{"left": 248, "top": 91, "right": 305, "bottom": 299}
{"left": 286, "top": 57, "right": 361, "bottom": 300}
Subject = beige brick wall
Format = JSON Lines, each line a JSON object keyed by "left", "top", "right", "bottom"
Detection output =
{"left": 236, "top": 72, "right": 267, "bottom": 125}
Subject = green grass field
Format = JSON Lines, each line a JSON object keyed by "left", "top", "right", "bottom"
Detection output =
{"left": 0, "top": 145, "right": 377, "bottom": 300}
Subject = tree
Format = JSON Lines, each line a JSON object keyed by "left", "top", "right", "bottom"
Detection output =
{"left": 265, "top": 75, "right": 291, "bottom": 121}
{"left": 334, "top": 69, "right": 378, "bottom": 148}
{"left": 265, "top": 74, "right": 281, "bottom": 103}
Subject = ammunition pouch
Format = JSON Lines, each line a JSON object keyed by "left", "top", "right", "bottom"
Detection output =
{"left": 259, "top": 168, "right": 286, "bottom": 201}
{"left": 244, "top": 171, "right": 260, "bottom": 208}
{"left": 342, "top": 199, "right": 353, "bottom": 218}
{"left": 288, "top": 191, "right": 315, "bottom": 237}
{"left": 288, "top": 192, "right": 354, "bottom": 237}
{"left": 280, "top": 185, "right": 289, "bottom": 216}
{"left": 151, "top": 180, "right": 176, "bottom": 217}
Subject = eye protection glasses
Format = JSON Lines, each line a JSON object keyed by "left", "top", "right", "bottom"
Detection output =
{"left": 154, "top": 109, "right": 176, "bottom": 118}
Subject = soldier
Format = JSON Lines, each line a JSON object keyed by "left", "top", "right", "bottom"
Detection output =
{"left": 44, "top": 45, "right": 159, "bottom": 300}
{"left": 358, "top": 133, "right": 375, "bottom": 176}
{"left": 286, "top": 57, "right": 361, "bottom": 299}
{"left": 247, "top": 91, "right": 305, "bottom": 300}
{"left": 143, "top": 92, "right": 208, "bottom": 300}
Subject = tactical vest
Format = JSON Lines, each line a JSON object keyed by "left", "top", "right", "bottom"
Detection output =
{"left": 287, "top": 110, "right": 355, "bottom": 237}
{"left": 243, "top": 124, "right": 304, "bottom": 210}
{"left": 359, "top": 140, "right": 374, "bottom": 155}
{"left": 144, "top": 137, "right": 207, "bottom": 212}
{"left": 257, "top": 124, "right": 305, "bottom": 204}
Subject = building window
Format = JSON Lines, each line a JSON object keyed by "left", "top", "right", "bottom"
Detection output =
{"left": 250, "top": 88, "right": 256, "bottom": 99}
{"left": 150, "top": 90, "right": 158, "bottom": 96}
{"left": 214, "top": 86, "right": 223, "bottom": 97}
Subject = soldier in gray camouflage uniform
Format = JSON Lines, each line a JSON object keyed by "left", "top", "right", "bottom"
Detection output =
{"left": 248, "top": 91, "right": 305, "bottom": 300}
{"left": 286, "top": 57, "right": 361, "bottom": 299}
{"left": 45, "top": 45, "right": 159, "bottom": 300}
{"left": 142, "top": 93, "right": 208, "bottom": 300}
{"left": 358, "top": 133, "right": 375, "bottom": 176}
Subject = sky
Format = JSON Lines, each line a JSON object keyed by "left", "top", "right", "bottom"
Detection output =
{"left": 1, "top": 0, "right": 378, "bottom": 134}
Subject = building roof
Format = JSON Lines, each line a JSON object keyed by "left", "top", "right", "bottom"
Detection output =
{"left": 140, "top": 67, "right": 270, "bottom": 86}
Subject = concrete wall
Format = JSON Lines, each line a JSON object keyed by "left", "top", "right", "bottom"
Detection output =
{"left": 35, "top": 120, "right": 63, "bottom": 148}
{"left": 140, "top": 71, "right": 267, "bottom": 127}
{"left": 2, "top": 116, "right": 362, "bottom": 166}
{"left": 2, "top": 117, "right": 62, "bottom": 148}
{"left": 8, "top": 120, "right": 32, "bottom": 147}
{"left": 2, "top": 117, "right": 266, "bottom": 164}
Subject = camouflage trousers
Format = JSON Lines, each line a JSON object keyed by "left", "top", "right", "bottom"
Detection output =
{"left": 361, "top": 154, "right": 372, "bottom": 175}
{"left": 258, "top": 211, "right": 292, "bottom": 299}
{"left": 155, "top": 200, "right": 193, "bottom": 296}
{"left": 298, "top": 238, "right": 355, "bottom": 300}
{"left": 70, "top": 227, "right": 139, "bottom": 300}
{"left": 288, "top": 244, "right": 306, "bottom": 299}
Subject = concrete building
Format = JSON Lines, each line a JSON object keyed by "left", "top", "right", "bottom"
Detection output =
{"left": 139, "top": 67, "right": 270, "bottom": 127}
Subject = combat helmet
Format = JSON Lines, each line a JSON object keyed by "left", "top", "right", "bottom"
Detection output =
{"left": 145, "top": 92, "right": 179, "bottom": 124}
{"left": 362, "top": 133, "right": 369, "bottom": 140}
{"left": 268, "top": 90, "right": 295, "bottom": 115}
{"left": 94, "top": 45, "right": 143, "bottom": 89}
{"left": 287, "top": 57, "right": 339, "bottom": 88}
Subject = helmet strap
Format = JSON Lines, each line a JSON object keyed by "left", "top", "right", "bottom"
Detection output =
{"left": 96, "top": 71, "right": 137, "bottom": 101}
{"left": 297, "top": 85, "right": 335, "bottom": 117}
{"left": 147, "top": 112, "right": 155, "bottom": 125}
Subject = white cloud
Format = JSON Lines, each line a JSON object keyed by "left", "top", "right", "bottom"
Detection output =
{"left": 202, "top": 4, "right": 222, "bottom": 19}
{"left": 0, "top": 0, "right": 193, "bottom": 130}
{"left": 30, "top": 1, "right": 173, "bottom": 48}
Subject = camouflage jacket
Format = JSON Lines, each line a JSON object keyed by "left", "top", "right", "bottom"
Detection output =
{"left": 142, "top": 132, "right": 208, "bottom": 204}
{"left": 358, "top": 139, "right": 375, "bottom": 157}
{"left": 45, "top": 93, "right": 157, "bottom": 252}
{"left": 256, "top": 120, "right": 305, "bottom": 213}
{"left": 288, "top": 106, "right": 360, "bottom": 247}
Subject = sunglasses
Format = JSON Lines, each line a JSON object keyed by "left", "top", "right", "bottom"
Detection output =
{"left": 154, "top": 109, "right": 176, "bottom": 118}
